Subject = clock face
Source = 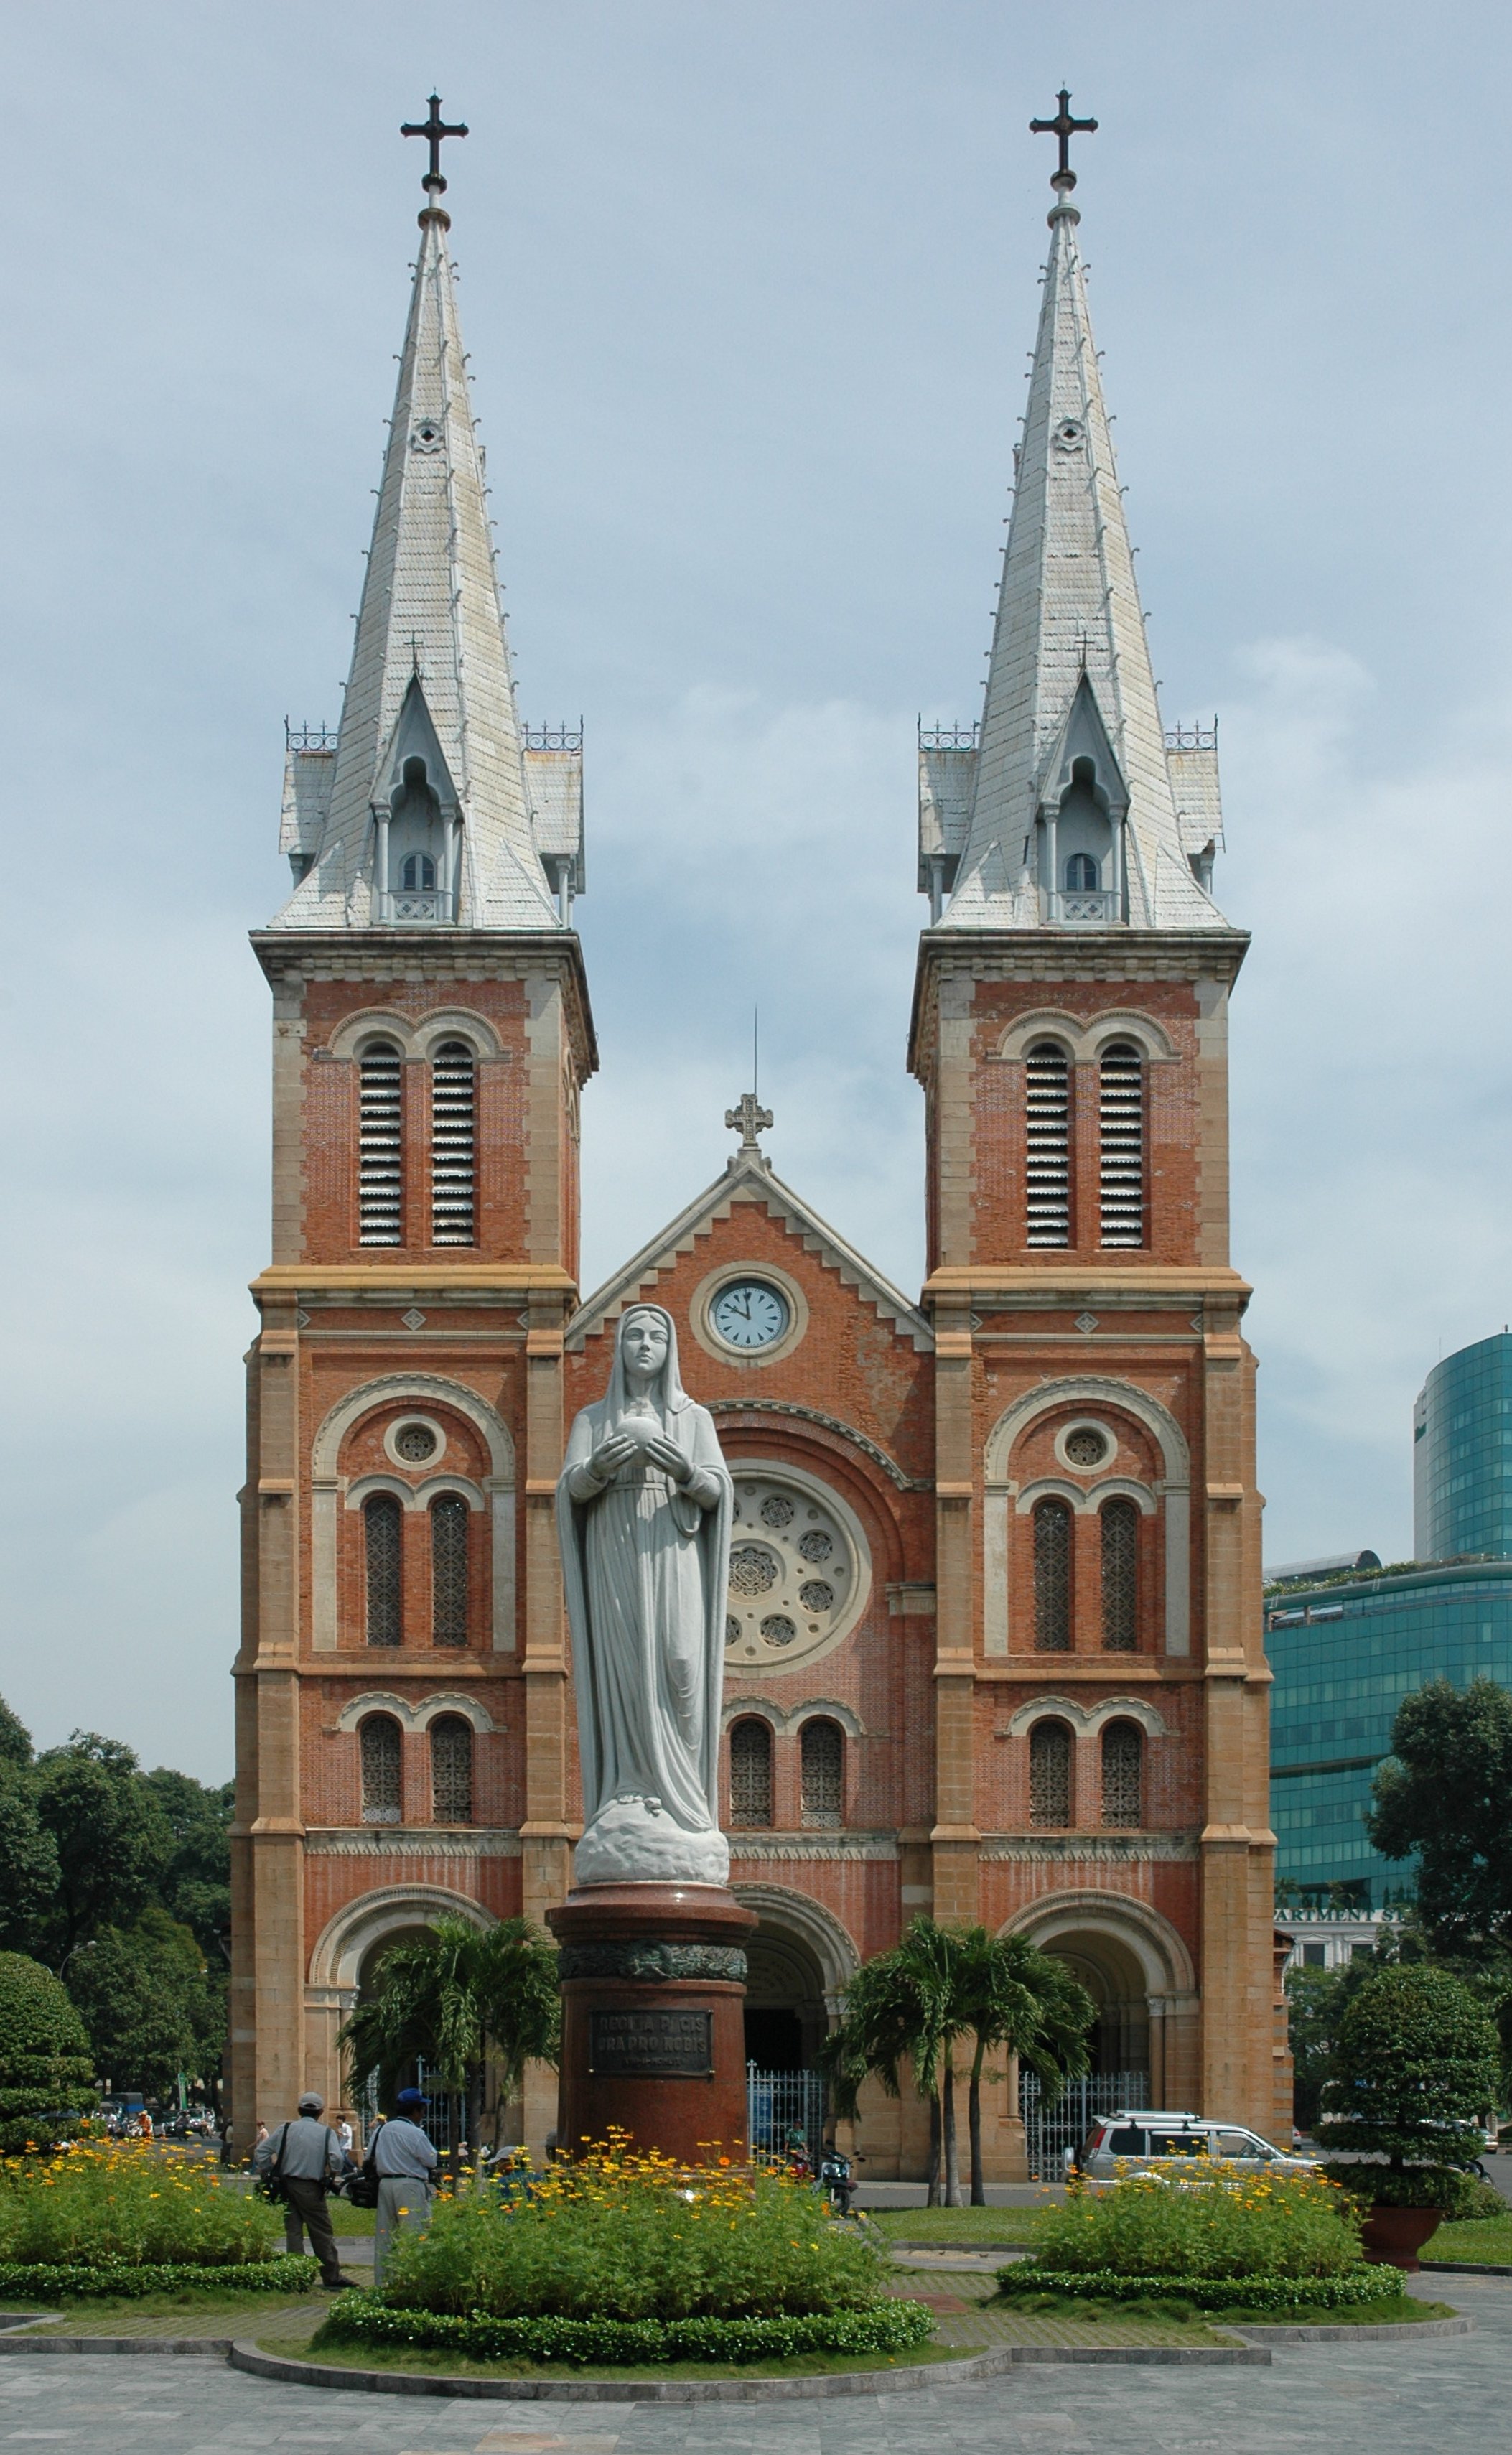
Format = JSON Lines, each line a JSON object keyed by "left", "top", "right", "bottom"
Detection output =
{"left": 711, "top": 1280, "right": 790, "bottom": 1351}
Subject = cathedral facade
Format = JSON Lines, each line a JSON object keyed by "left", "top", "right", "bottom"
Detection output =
{"left": 230, "top": 142, "right": 1285, "bottom": 2175}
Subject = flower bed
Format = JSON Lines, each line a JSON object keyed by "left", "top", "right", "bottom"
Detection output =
{"left": 318, "top": 2293, "right": 934, "bottom": 2368}
{"left": 0, "top": 2253, "right": 317, "bottom": 2301}
{"left": 994, "top": 2264, "right": 1405, "bottom": 2313}
{"left": 0, "top": 2140, "right": 281, "bottom": 2270}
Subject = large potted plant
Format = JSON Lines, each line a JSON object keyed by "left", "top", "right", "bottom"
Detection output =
{"left": 1320, "top": 1963, "right": 1500, "bottom": 2268}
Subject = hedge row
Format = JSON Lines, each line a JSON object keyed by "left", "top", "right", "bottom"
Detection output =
{"left": 322, "top": 2294, "right": 936, "bottom": 2367}
{"left": 0, "top": 2254, "right": 320, "bottom": 2301}
{"left": 994, "top": 2263, "right": 1406, "bottom": 2313}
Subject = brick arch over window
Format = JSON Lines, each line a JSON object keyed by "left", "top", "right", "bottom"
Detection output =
{"left": 309, "top": 1375, "right": 515, "bottom": 1657}
{"left": 983, "top": 1378, "right": 1190, "bottom": 1659}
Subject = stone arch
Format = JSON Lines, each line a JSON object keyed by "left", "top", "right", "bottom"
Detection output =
{"left": 991, "top": 1008, "right": 1177, "bottom": 1066}
{"left": 307, "top": 1882, "right": 494, "bottom": 1995}
{"left": 333, "top": 1690, "right": 498, "bottom": 1735}
{"left": 1002, "top": 1693, "right": 1169, "bottom": 1739}
{"left": 983, "top": 1378, "right": 1190, "bottom": 1659}
{"left": 730, "top": 1882, "right": 860, "bottom": 2072}
{"left": 999, "top": 1890, "right": 1198, "bottom": 2105}
{"left": 310, "top": 1374, "right": 515, "bottom": 1655}
{"left": 325, "top": 1005, "right": 505, "bottom": 1063}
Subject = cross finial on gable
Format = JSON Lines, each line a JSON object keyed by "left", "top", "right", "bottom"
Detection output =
{"left": 1030, "top": 88, "right": 1097, "bottom": 195}
{"left": 402, "top": 93, "right": 468, "bottom": 197}
{"left": 724, "top": 1089, "right": 773, "bottom": 1156}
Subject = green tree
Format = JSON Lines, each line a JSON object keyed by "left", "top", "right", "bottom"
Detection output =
{"left": 0, "top": 1951, "right": 95, "bottom": 2154}
{"left": 32, "top": 1736, "right": 172, "bottom": 1968}
{"left": 0, "top": 1770, "right": 60, "bottom": 1957}
{"left": 340, "top": 1916, "right": 559, "bottom": 2171}
{"left": 1368, "top": 1676, "right": 1512, "bottom": 1955}
{"left": 0, "top": 1693, "right": 33, "bottom": 1771}
{"left": 952, "top": 1927, "right": 1092, "bottom": 2204}
{"left": 66, "top": 1908, "right": 225, "bottom": 2102}
{"left": 144, "top": 1768, "right": 233, "bottom": 1966}
{"left": 1320, "top": 1962, "right": 1500, "bottom": 2203}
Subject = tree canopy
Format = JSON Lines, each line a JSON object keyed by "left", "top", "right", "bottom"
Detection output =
{"left": 1368, "top": 1676, "right": 1512, "bottom": 1955}
{"left": 1321, "top": 1962, "right": 1499, "bottom": 2180}
{"left": 0, "top": 1951, "right": 95, "bottom": 2154}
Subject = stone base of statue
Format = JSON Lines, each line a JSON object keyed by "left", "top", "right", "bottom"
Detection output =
{"left": 546, "top": 1882, "right": 757, "bottom": 2166}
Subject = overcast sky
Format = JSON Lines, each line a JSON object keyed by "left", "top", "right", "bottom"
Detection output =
{"left": 2, "top": 1, "right": 1510, "bottom": 1780}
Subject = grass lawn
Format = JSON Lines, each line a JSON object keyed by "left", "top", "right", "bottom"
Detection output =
{"left": 1219, "top": 2297, "right": 1460, "bottom": 2328}
{"left": 1428, "top": 2215, "right": 1512, "bottom": 2266}
{"left": 266, "top": 2326, "right": 971, "bottom": 2382}
{"left": 0, "top": 2291, "right": 327, "bottom": 2342}
{"left": 869, "top": 2207, "right": 1045, "bottom": 2247}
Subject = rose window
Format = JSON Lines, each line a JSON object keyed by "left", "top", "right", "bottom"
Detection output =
{"left": 724, "top": 1467, "right": 871, "bottom": 1670}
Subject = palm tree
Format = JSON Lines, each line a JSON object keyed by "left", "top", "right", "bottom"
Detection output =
{"left": 952, "top": 1927, "right": 1093, "bottom": 2204}
{"left": 338, "top": 1914, "right": 559, "bottom": 2176}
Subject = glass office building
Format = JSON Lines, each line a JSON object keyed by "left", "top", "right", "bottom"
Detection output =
{"left": 1267, "top": 1560, "right": 1512, "bottom": 1904}
{"left": 1414, "top": 1330, "right": 1512, "bottom": 1561}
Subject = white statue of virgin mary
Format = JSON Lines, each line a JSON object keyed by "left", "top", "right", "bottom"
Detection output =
{"left": 556, "top": 1304, "right": 734, "bottom": 1886}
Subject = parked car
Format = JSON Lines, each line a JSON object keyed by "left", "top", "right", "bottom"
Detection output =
{"left": 1066, "top": 2109, "right": 1318, "bottom": 2183}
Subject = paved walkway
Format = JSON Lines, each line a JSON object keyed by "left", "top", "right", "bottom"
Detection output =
{"left": 0, "top": 2276, "right": 1504, "bottom": 2454}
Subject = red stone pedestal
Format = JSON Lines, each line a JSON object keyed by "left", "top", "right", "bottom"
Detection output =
{"left": 546, "top": 1883, "right": 757, "bottom": 2166}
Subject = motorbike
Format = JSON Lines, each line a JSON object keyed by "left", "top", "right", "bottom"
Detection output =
{"left": 818, "top": 2147, "right": 856, "bottom": 2216}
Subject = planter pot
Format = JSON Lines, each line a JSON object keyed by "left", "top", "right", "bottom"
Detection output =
{"left": 1358, "top": 2203, "right": 1444, "bottom": 2271}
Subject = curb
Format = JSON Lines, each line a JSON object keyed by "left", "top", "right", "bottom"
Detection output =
{"left": 227, "top": 2337, "right": 1269, "bottom": 2398}
{"left": 0, "top": 2337, "right": 232, "bottom": 2358}
{"left": 1229, "top": 2316, "right": 1473, "bottom": 2345}
{"left": 1420, "top": 2260, "right": 1512, "bottom": 2277}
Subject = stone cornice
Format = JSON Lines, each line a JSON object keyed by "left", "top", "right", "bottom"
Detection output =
{"left": 727, "top": 1832, "right": 900, "bottom": 1863}
{"left": 923, "top": 1264, "right": 1252, "bottom": 1308}
{"left": 303, "top": 1827, "right": 523, "bottom": 1857}
{"left": 980, "top": 1830, "right": 1200, "bottom": 1863}
{"left": 249, "top": 929, "right": 597, "bottom": 1077}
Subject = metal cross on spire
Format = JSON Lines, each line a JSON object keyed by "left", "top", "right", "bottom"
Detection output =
{"left": 725, "top": 1090, "right": 773, "bottom": 1155}
{"left": 1030, "top": 88, "right": 1097, "bottom": 192}
{"left": 401, "top": 93, "right": 468, "bottom": 195}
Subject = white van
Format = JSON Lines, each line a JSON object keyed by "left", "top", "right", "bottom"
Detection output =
{"left": 1068, "top": 2108, "right": 1317, "bottom": 2182}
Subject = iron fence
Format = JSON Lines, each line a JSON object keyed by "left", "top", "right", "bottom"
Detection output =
{"left": 1019, "top": 2069, "right": 1148, "bottom": 2182}
{"left": 746, "top": 2065, "right": 825, "bottom": 2158}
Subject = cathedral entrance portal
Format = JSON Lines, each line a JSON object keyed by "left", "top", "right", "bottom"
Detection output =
{"left": 1002, "top": 1892, "right": 1198, "bottom": 2116}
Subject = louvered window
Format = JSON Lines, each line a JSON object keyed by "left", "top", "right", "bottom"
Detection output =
{"left": 1098, "top": 1041, "right": 1144, "bottom": 1247}
{"left": 1033, "top": 1498, "right": 1072, "bottom": 1651}
{"left": 729, "top": 1719, "right": 773, "bottom": 1828}
{"left": 1101, "top": 1498, "right": 1139, "bottom": 1652}
{"left": 360, "top": 1714, "right": 402, "bottom": 1824}
{"left": 430, "top": 1714, "right": 474, "bottom": 1823}
{"left": 431, "top": 1493, "right": 470, "bottom": 1647}
{"left": 364, "top": 1494, "right": 402, "bottom": 1648}
{"left": 1025, "top": 1042, "right": 1071, "bottom": 1247}
{"left": 800, "top": 1718, "right": 844, "bottom": 1830}
{"left": 1030, "top": 1721, "right": 1073, "bottom": 1829}
{"left": 431, "top": 1040, "right": 476, "bottom": 1246}
{"left": 1101, "top": 1720, "right": 1143, "bottom": 1828}
{"left": 358, "top": 1042, "right": 403, "bottom": 1246}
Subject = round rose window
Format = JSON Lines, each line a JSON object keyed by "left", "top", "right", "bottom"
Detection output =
{"left": 723, "top": 1465, "right": 871, "bottom": 1672}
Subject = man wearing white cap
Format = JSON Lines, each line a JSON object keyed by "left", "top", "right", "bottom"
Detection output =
{"left": 252, "top": 2091, "right": 353, "bottom": 2289}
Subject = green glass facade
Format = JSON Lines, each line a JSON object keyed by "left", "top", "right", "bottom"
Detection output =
{"left": 1414, "top": 1330, "right": 1512, "bottom": 1562}
{"left": 1266, "top": 1561, "right": 1512, "bottom": 1905}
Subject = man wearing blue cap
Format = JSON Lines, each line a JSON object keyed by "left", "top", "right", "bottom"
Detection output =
{"left": 373, "top": 2086, "right": 439, "bottom": 2285}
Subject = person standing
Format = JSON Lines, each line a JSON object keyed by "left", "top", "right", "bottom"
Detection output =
{"left": 373, "top": 2087, "right": 438, "bottom": 2286}
{"left": 252, "top": 2092, "right": 353, "bottom": 2291}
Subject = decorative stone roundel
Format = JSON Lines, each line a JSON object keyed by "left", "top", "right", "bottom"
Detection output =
{"left": 724, "top": 1465, "right": 871, "bottom": 1672}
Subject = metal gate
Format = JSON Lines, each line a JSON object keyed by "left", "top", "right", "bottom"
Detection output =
{"left": 1019, "top": 2070, "right": 1148, "bottom": 2182}
{"left": 746, "top": 2065, "right": 825, "bottom": 2158}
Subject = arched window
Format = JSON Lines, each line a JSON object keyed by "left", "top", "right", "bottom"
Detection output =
{"left": 364, "top": 1494, "right": 402, "bottom": 1647}
{"left": 800, "top": 1718, "right": 844, "bottom": 1830}
{"left": 430, "top": 1493, "right": 470, "bottom": 1648}
{"left": 1101, "top": 1720, "right": 1143, "bottom": 1828}
{"left": 360, "top": 1714, "right": 402, "bottom": 1824}
{"left": 430, "top": 1040, "right": 476, "bottom": 1246}
{"left": 1101, "top": 1497, "right": 1139, "bottom": 1652}
{"left": 1030, "top": 1720, "right": 1073, "bottom": 1829}
{"left": 401, "top": 852, "right": 437, "bottom": 890}
{"left": 358, "top": 1042, "right": 403, "bottom": 1246}
{"left": 1025, "top": 1042, "right": 1071, "bottom": 1247}
{"left": 1098, "top": 1041, "right": 1144, "bottom": 1248}
{"left": 1032, "top": 1497, "right": 1072, "bottom": 1650}
{"left": 1065, "top": 852, "right": 1099, "bottom": 891}
{"left": 729, "top": 1719, "right": 773, "bottom": 1829}
{"left": 430, "top": 1714, "right": 474, "bottom": 1823}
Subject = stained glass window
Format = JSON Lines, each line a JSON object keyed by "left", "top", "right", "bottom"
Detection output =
{"left": 729, "top": 1719, "right": 773, "bottom": 1828}
{"left": 1101, "top": 1497, "right": 1139, "bottom": 1651}
{"left": 431, "top": 1715, "right": 473, "bottom": 1823}
{"left": 801, "top": 1719, "right": 844, "bottom": 1830}
{"left": 365, "top": 1494, "right": 402, "bottom": 1647}
{"left": 360, "top": 1714, "right": 402, "bottom": 1824}
{"left": 1034, "top": 1499, "right": 1072, "bottom": 1650}
{"left": 1101, "top": 1721, "right": 1142, "bottom": 1828}
{"left": 431, "top": 1493, "right": 469, "bottom": 1647}
{"left": 1030, "top": 1720, "right": 1073, "bottom": 1828}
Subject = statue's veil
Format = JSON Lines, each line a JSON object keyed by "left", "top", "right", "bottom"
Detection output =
{"left": 604, "top": 1303, "right": 689, "bottom": 1432}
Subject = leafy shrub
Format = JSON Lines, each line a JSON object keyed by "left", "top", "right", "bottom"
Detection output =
{"left": 380, "top": 2137, "right": 892, "bottom": 2321}
{"left": 0, "top": 1953, "right": 95, "bottom": 2156}
{"left": 1030, "top": 2163, "right": 1364, "bottom": 2280}
{"left": 1320, "top": 1965, "right": 1500, "bottom": 2197}
{"left": 1320, "top": 2159, "right": 1490, "bottom": 2211}
{"left": 0, "top": 2139, "right": 279, "bottom": 2266}
{"left": 0, "top": 2253, "right": 316, "bottom": 2301}
{"left": 995, "top": 2263, "right": 1405, "bottom": 2313}
{"left": 319, "top": 2295, "right": 933, "bottom": 2367}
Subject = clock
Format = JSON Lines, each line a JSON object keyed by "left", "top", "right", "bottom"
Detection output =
{"left": 711, "top": 1279, "right": 790, "bottom": 1351}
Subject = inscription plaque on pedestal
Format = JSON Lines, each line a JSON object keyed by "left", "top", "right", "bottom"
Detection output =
{"left": 589, "top": 2007, "right": 713, "bottom": 2077}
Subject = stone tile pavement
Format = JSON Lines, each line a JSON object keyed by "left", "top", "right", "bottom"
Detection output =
{"left": 0, "top": 2275, "right": 1505, "bottom": 2454}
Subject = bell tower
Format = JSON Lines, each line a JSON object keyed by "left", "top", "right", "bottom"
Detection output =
{"left": 909, "top": 107, "right": 1279, "bottom": 2130}
{"left": 230, "top": 109, "right": 595, "bottom": 2135}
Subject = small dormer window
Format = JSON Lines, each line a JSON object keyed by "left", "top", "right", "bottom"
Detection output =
{"left": 401, "top": 853, "right": 437, "bottom": 890}
{"left": 1066, "top": 852, "right": 1099, "bottom": 891}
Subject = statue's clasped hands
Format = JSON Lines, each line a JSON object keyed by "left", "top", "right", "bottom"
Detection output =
{"left": 589, "top": 1425, "right": 691, "bottom": 1486}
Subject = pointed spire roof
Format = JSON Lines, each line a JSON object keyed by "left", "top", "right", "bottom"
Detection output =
{"left": 269, "top": 194, "right": 559, "bottom": 931}
{"left": 938, "top": 178, "right": 1231, "bottom": 933}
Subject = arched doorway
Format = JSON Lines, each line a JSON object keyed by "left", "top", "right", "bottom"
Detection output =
{"left": 742, "top": 1920, "right": 829, "bottom": 2071}
{"left": 731, "top": 1886, "right": 859, "bottom": 2153}
{"left": 1041, "top": 1929, "right": 1151, "bottom": 2076}
{"left": 999, "top": 1892, "right": 1198, "bottom": 2171}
